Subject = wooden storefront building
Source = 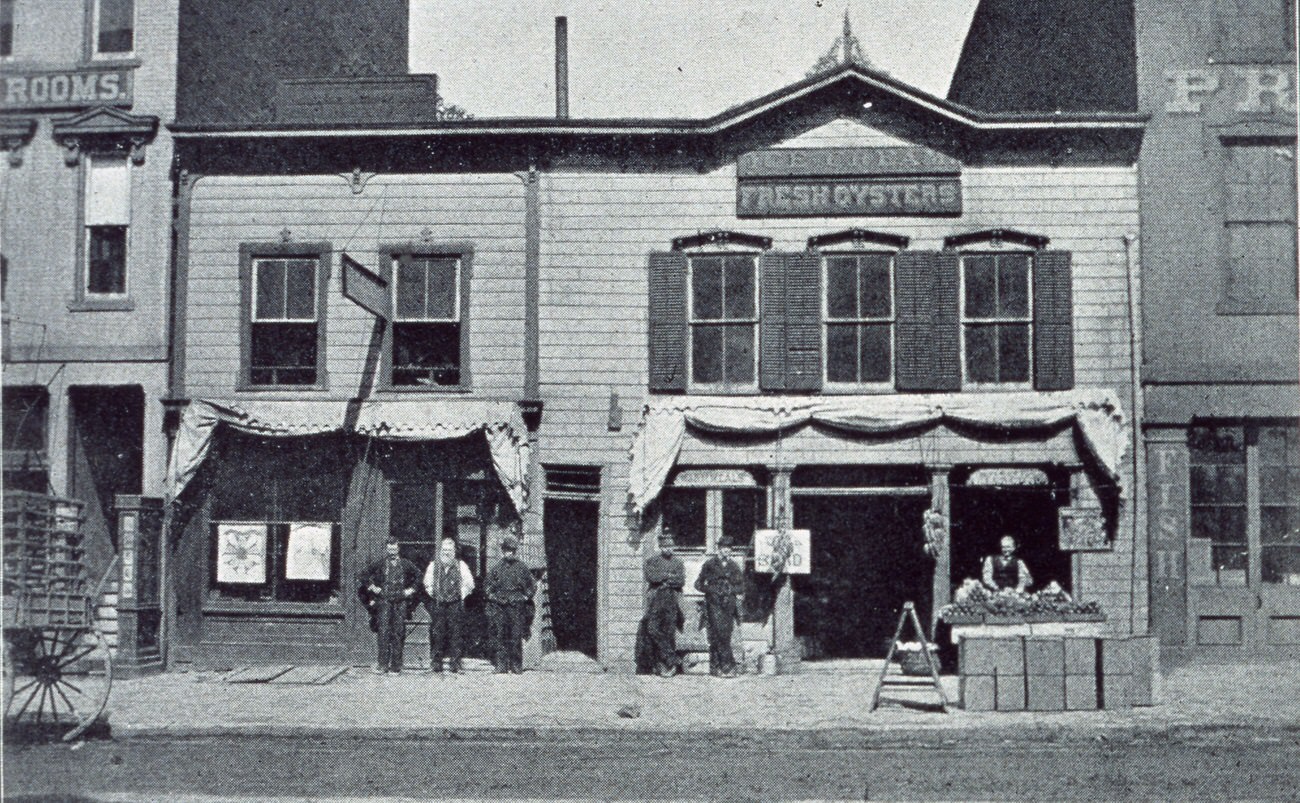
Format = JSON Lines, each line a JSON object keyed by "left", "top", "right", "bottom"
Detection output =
{"left": 166, "top": 3, "right": 1151, "bottom": 670}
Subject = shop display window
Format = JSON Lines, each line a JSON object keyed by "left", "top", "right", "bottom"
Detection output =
{"left": 1260, "top": 425, "right": 1300, "bottom": 585}
{"left": 689, "top": 254, "right": 758, "bottom": 389}
{"left": 389, "top": 254, "right": 463, "bottom": 387}
{"left": 94, "top": 0, "right": 133, "bottom": 55}
{"left": 2, "top": 386, "right": 49, "bottom": 493}
{"left": 84, "top": 155, "right": 130, "bottom": 297}
{"left": 242, "top": 250, "right": 326, "bottom": 387}
{"left": 208, "top": 435, "right": 347, "bottom": 603}
{"left": 1190, "top": 425, "right": 1251, "bottom": 585}
{"left": 961, "top": 252, "right": 1032, "bottom": 385}
{"left": 823, "top": 253, "right": 894, "bottom": 385}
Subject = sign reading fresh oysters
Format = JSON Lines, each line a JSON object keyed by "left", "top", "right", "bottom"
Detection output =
{"left": 736, "top": 146, "right": 961, "bottom": 217}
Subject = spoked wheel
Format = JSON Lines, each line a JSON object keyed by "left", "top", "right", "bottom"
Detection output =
{"left": 4, "top": 626, "right": 113, "bottom": 741}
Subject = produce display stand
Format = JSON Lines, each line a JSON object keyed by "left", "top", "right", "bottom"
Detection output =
{"left": 3, "top": 492, "right": 112, "bottom": 741}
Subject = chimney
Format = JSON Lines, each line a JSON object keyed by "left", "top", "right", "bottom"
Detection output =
{"left": 555, "top": 16, "right": 569, "bottom": 119}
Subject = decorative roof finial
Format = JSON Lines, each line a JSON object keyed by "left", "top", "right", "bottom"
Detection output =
{"left": 807, "top": 6, "right": 884, "bottom": 78}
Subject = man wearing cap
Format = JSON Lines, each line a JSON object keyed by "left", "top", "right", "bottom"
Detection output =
{"left": 360, "top": 537, "right": 421, "bottom": 674}
{"left": 695, "top": 538, "right": 745, "bottom": 678}
{"left": 642, "top": 530, "right": 686, "bottom": 677}
{"left": 423, "top": 538, "right": 475, "bottom": 673}
{"left": 485, "top": 536, "right": 535, "bottom": 674}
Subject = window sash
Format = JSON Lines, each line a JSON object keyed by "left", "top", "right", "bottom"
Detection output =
{"left": 823, "top": 253, "right": 894, "bottom": 385}
{"left": 1, "top": 0, "right": 15, "bottom": 58}
{"left": 85, "top": 155, "right": 130, "bottom": 225}
{"left": 393, "top": 255, "right": 460, "bottom": 322}
{"left": 961, "top": 253, "right": 1033, "bottom": 384}
{"left": 688, "top": 255, "right": 758, "bottom": 387}
{"left": 95, "top": 0, "right": 134, "bottom": 54}
{"left": 252, "top": 258, "right": 318, "bottom": 322}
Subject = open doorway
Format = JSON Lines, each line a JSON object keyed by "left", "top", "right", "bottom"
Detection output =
{"left": 791, "top": 495, "right": 932, "bottom": 659}
{"left": 543, "top": 498, "right": 599, "bottom": 657}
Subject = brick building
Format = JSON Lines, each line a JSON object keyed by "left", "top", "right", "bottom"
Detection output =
{"left": 1, "top": 0, "right": 177, "bottom": 668}
{"left": 162, "top": 1, "right": 1150, "bottom": 670}
{"left": 1135, "top": 0, "right": 1298, "bottom": 660}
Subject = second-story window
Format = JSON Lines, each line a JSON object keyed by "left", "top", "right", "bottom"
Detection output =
{"left": 1, "top": 0, "right": 15, "bottom": 58}
{"left": 689, "top": 255, "right": 758, "bottom": 389}
{"left": 391, "top": 254, "right": 463, "bottom": 387}
{"left": 824, "top": 253, "right": 894, "bottom": 385}
{"left": 84, "top": 154, "right": 129, "bottom": 296}
{"left": 250, "top": 257, "right": 320, "bottom": 386}
{"left": 94, "top": 0, "right": 133, "bottom": 55}
{"left": 961, "top": 252, "right": 1032, "bottom": 385}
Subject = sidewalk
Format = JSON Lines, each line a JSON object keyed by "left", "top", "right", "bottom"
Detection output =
{"left": 102, "top": 660, "right": 1300, "bottom": 741}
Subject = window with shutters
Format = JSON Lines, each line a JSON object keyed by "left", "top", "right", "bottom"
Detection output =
{"left": 386, "top": 252, "right": 466, "bottom": 388}
{"left": 822, "top": 253, "right": 894, "bottom": 386}
{"left": 689, "top": 254, "right": 758, "bottom": 390}
{"left": 83, "top": 154, "right": 129, "bottom": 297}
{"left": 239, "top": 243, "right": 330, "bottom": 389}
{"left": 961, "top": 252, "right": 1032, "bottom": 386}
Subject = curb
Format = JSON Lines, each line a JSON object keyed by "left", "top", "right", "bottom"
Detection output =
{"left": 107, "top": 721, "right": 1300, "bottom": 745}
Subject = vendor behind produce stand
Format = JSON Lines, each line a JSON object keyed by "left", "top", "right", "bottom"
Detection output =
{"left": 982, "top": 535, "right": 1033, "bottom": 592}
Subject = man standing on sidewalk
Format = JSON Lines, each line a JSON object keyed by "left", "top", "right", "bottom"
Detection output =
{"left": 424, "top": 538, "right": 475, "bottom": 673}
{"left": 485, "top": 536, "right": 535, "bottom": 674}
{"left": 643, "top": 531, "right": 685, "bottom": 677}
{"left": 361, "top": 537, "right": 421, "bottom": 674}
{"left": 695, "top": 537, "right": 744, "bottom": 677}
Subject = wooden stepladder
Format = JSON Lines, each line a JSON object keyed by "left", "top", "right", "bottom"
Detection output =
{"left": 870, "top": 601, "right": 949, "bottom": 713}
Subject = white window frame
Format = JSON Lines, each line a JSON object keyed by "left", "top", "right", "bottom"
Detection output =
{"left": 686, "top": 252, "right": 760, "bottom": 392}
{"left": 251, "top": 258, "right": 319, "bottom": 324}
{"left": 391, "top": 254, "right": 461, "bottom": 323}
{"left": 959, "top": 249, "right": 1035, "bottom": 389}
{"left": 91, "top": 0, "right": 134, "bottom": 58}
{"left": 821, "top": 251, "right": 896, "bottom": 390}
{"left": 82, "top": 153, "right": 130, "bottom": 298}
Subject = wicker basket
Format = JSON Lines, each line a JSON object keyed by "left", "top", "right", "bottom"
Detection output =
{"left": 897, "top": 648, "right": 938, "bottom": 676}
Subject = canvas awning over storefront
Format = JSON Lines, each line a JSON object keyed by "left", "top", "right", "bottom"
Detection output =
{"left": 627, "top": 390, "right": 1127, "bottom": 514}
{"left": 164, "top": 399, "right": 530, "bottom": 513}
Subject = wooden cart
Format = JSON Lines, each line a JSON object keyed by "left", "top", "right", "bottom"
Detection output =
{"left": 3, "top": 492, "right": 113, "bottom": 741}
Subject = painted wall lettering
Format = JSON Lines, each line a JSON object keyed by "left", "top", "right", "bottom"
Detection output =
{"left": 1, "top": 67, "right": 134, "bottom": 111}
{"left": 1165, "top": 66, "right": 1296, "bottom": 114}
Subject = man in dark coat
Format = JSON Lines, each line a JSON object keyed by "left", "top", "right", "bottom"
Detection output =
{"left": 360, "top": 537, "right": 421, "bottom": 674}
{"left": 695, "top": 537, "right": 745, "bottom": 677}
{"left": 642, "top": 531, "right": 686, "bottom": 677}
{"left": 485, "top": 536, "right": 535, "bottom": 674}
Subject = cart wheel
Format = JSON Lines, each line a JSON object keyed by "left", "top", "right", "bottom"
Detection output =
{"left": 4, "top": 626, "right": 112, "bottom": 742}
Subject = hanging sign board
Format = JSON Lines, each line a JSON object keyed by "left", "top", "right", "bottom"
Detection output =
{"left": 670, "top": 468, "right": 758, "bottom": 488}
{"left": 341, "top": 253, "right": 390, "bottom": 320}
{"left": 754, "top": 529, "right": 811, "bottom": 574}
{"left": 1058, "top": 507, "right": 1110, "bottom": 552}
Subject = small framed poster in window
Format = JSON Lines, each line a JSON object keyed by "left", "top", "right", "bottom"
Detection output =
{"left": 1058, "top": 507, "right": 1110, "bottom": 552}
{"left": 215, "top": 522, "right": 269, "bottom": 584}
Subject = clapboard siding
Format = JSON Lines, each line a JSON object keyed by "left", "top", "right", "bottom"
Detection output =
{"left": 184, "top": 174, "right": 526, "bottom": 400}
{"left": 534, "top": 121, "right": 1143, "bottom": 658}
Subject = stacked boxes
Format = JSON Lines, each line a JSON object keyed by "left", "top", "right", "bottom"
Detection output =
{"left": 1024, "top": 637, "right": 1066, "bottom": 711}
{"left": 958, "top": 635, "right": 1158, "bottom": 712}
{"left": 1064, "top": 637, "right": 1099, "bottom": 710}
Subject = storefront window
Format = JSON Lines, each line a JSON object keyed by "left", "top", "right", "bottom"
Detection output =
{"left": 689, "top": 255, "right": 758, "bottom": 388}
{"left": 209, "top": 436, "right": 347, "bottom": 603}
{"left": 962, "top": 252, "right": 1031, "bottom": 384}
{"left": 1260, "top": 425, "right": 1300, "bottom": 585}
{"left": 660, "top": 488, "right": 707, "bottom": 549}
{"left": 1190, "top": 425, "right": 1248, "bottom": 585}
{"left": 824, "top": 253, "right": 893, "bottom": 384}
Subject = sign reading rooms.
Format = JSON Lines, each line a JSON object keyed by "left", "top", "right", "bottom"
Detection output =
{"left": 736, "top": 146, "right": 962, "bottom": 218}
{"left": 2, "top": 66, "right": 134, "bottom": 111}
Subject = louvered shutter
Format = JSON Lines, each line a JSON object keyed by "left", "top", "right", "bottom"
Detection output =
{"left": 648, "top": 251, "right": 689, "bottom": 392}
{"left": 784, "top": 251, "right": 823, "bottom": 391}
{"left": 759, "top": 252, "right": 788, "bottom": 391}
{"left": 895, "top": 251, "right": 962, "bottom": 392}
{"left": 1032, "top": 250, "right": 1074, "bottom": 391}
